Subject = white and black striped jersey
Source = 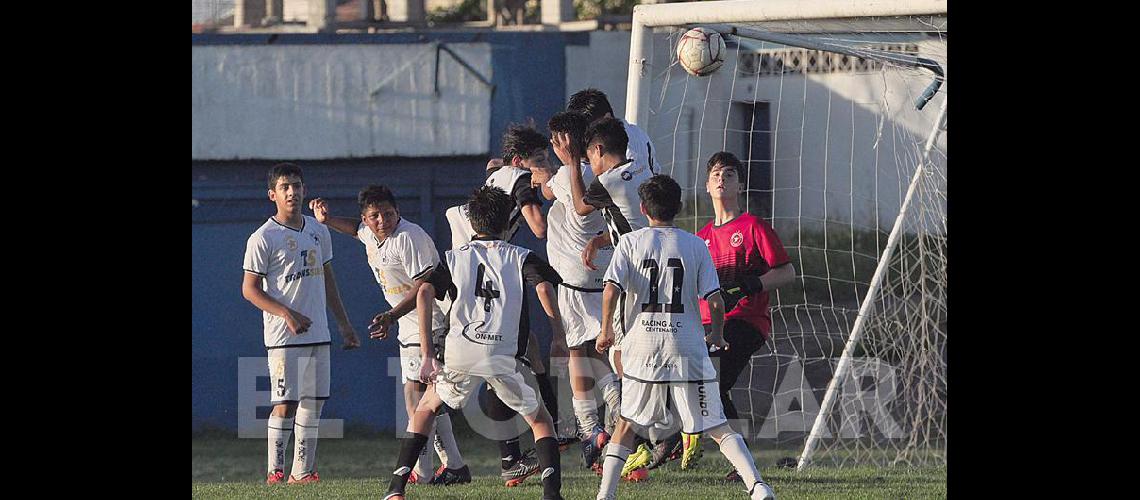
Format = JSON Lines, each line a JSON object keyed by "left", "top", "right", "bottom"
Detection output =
{"left": 357, "top": 218, "right": 448, "bottom": 347}
{"left": 427, "top": 236, "right": 561, "bottom": 377}
{"left": 603, "top": 226, "right": 722, "bottom": 382}
{"left": 621, "top": 119, "right": 657, "bottom": 175}
{"left": 243, "top": 216, "right": 333, "bottom": 348}
{"left": 584, "top": 159, "right": 652, "bottom": 245}
{"left": 445, "top": 165, "right": 542, "bottom": 250}
{"left": 546, "top": 161, "right": 613, "bottom": 289}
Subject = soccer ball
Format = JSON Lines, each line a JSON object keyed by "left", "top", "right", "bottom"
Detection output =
{"left": 677, "top": 27, "right": 726, "bottom": 77}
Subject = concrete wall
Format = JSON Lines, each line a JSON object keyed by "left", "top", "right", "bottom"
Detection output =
{"left": 192, "top": 43, "right": 492, "bottom": 159}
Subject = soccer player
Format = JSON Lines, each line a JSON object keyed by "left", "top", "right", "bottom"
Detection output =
{"left": 593, "top": 174, "right": 777, "bottom": 500}
{"left": 695, "top": 152, "right": 796, "bottom": 480}
{"left": 566, "top": 87, "right": 657, "bottom": 175}
{"left": 552, "top": 115, "right": 661, "bottom": 475}
{"left": 532, "top": 110, "right": 623, "bottom": 473}
{"left": 443, "top": 126, "right": 569, "bottom": 486}
{"left": 383, "top": 185, "right": 564, "bottom": 500}
{"left": 308, "top": 185, "right": 470, "bottom": 485}
{"left": 241, "top": 163, "right": 361, "bottom": 485}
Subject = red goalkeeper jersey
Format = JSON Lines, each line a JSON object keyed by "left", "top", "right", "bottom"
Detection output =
{"left": 697, "top": 212, "right": 791, "bottom": 339}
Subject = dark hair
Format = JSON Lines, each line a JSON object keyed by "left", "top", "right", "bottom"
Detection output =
{"left": 567, "top": 88, "right": 614, "bottom": 124}
{"left": 357, "top": 185, "right": 398, "bottom": 213}
{"left": 638, "top": 174, "right": 683, "bottom": 222}
{"left": 583, "top": 117, "right": 629, "bottom": 158}
{"left": 467, "top": 185, "right": 513, "bottom": 236}
{"left": 501, "top": 124, "right": 549, "bottom": 163}
{"left": 267, "top": 162, "right": 303, "bottom": 190}
{"left": 706, "top": 151, "right": 743, "bottom": 174}
{"left": 547, "top": 111, "right": 590, "bottom": 158}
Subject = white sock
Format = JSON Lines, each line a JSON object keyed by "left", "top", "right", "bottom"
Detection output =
{"left": 433, "top": 413, "right": 465, "bottom": 469}
{"left": 596, "top": 443, "right": 631, "bottom": 500}
{"left": 600, "top": 375, "right": 621, "bottom": 429}
{"left": 718, "top": 433, "right": 763, "bottom": 491}
{"left": 413, "top": 426, "right": 437, "bottom": 481}
{"left": 268, "top": 416, "right": 293, "bottom": 473}
{"left": 573, "top": 397, "right": 600, "bottom": 434}
{"left": 291, "top": 403, "right": 321, "bottom": 478}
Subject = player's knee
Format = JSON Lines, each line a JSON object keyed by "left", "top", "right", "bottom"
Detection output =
{"left": 295, "top": 400, "right": 322, "bottom": 425}
{"left": 705, "top": 424, "right": 737, "bottom": 444}
{"left": 271, "top": 402, "right": 298, "bottom": 418}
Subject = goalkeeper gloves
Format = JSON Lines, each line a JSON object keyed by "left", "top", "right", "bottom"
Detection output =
{"left": 722, "top": 273, "right": 764, "bottom": 311}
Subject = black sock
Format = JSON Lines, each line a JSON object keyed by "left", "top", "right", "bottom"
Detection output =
{"left": 387, "top": 433, "right": 429, "bottom": 493}
{"left": 535, "top": 436, "right": 561, "bottom": 498}
{"left": 535, "top": 373, "right": 558, "bottom": 426}
{"left": 499, "top": 438, "right": 522, "bottom": 467}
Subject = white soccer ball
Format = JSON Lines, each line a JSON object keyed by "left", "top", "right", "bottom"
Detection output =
{"left": 677, "top": 27, "right": 727, "bottom": 77}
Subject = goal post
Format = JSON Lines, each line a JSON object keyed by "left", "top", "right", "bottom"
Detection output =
{"left": 624, "top": 0, "right": 948, "bottom": 469}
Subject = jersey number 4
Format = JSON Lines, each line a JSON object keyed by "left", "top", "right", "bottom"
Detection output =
{"left": 641, "top": 258, "right": 684, "bottom": 313}
{"left": 474, "top": 264, "right": 500, "bottom": 312}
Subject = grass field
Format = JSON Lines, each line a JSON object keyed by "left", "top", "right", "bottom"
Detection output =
{"left": 192, "top": 429, "right": 946, "bottom": 499}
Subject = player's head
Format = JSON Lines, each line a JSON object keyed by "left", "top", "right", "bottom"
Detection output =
{"left": 567, "top": 88, "right": 614, "bottom": 124}
{"left": 583, "top": 117, "right": 629, "bottom": 173}
{"left": 358, "top": 185, "right": 400, "bottom": 238}
{"left": 267, "top": 163, "right": 305, "bottom": 214}
{"left": 706, "top": 151, "right": 743, "bottom": 201}
{"left": 638, "top": 174, "right": 683, "bottom": 223}
{"left": 547, "top": 111, "right": 590, "bottom": 159}
{"left": 501, "top": 124, "right": 551, "bottom": 172}
{"left": 466, "top": 185, "right": 514, "bottom": 238}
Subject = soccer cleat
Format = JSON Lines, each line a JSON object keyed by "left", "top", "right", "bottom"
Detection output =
{"left": 680, "top": 433, "right": 703, "bottom": 470}
{"left": 286, "top": 471, "right": 319, "bottom": 484}
{"left": 621, "top": 443, "right": 651, "bottom": 477}
{"left": 622, "top": 466, "right": 649, "bottom": 482}
{"left": 408, "top": 470, "right": 424, "bottom": 484}
{"left": 647, "top": 433, "right": 682, "bottom": 470}
{"left": 748, "top": 480, "right": 776, "bottom": 500}
{"left": 502, "top": 449, "right": 540, "bottom": 487}
{"left": 725, "top": 468, "right": 743, "bottom": 482}
{"left": 580, "top": 427, "right": 610, "bottom": 468}
{"left": 266, "top": 469, "right": 285, "bottom": 484}
{"left": 430, "top": 464, "right": 472, "bottom": 485}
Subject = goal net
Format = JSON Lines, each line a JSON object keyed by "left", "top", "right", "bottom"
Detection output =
{"left": 625, "top": 0, "right": 947, "bottom": 468}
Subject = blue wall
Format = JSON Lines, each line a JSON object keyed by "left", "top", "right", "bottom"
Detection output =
{"left": 193, "top": 31, "right": 588, "bottom": 431}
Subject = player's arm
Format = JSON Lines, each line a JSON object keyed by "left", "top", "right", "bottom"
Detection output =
{"left": 529, "top": 165, "right": 558, "bottom": 201}
{"left": 416, "top": 261, "right": 454, "bottom": 381}
{"left": 552, "top": 132, "right": 599, "bottom": 217}
{"left": 323, "top": 263, "right": 361, "bottom": 349}
{"left": 308, "top": 198, "right": 360, "bottom": 237}
{"left": 514, "top": 174, "right": 547, "bottom": 239}
{"left": 581, "top": 231, "right": 612, "bottom": 271}
{"left": 242, "top": 272, "right": 312, "bottom": 335}
{"left": 704, "top": 291, "right": 729, "bottom": 351}
{"left": 595, "top": 282, "right": 621, "bottom": 353}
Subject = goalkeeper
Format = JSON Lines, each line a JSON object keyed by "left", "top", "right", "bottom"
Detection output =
{"left": 690, "top": 152, "right": 796, "bottom": 480}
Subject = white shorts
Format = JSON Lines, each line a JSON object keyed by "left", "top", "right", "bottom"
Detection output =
{"left": 267, "top": 343, "right": 331, "bottom": 404}
{"left": 435, "top": 362, "right": 541, "bottom": 417}
{"left": 560, "top": 284, "right": 604, "bottom": 348}
{"left": 400, "top": 329, "right": 447, "bottom": 384}
{"left": 621, "top": 377, "right": 727, "bottom": 434}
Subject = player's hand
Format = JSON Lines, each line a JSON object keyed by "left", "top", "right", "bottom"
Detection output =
{"left": 308, "top": 198, "right": 330, "bottom": 224}
{"left": 529, "top": 165, "right": 554, "bottom": 187}
{"left": 420, "top": 356, "right": 441, "bottom": 382}
{"left": 596, "top": 329, "right": 614, "bottom": 353}
{"left": 341, "top": 325, "right": 361, "bottom": 350}
{"left": 581, "top": 234, "right": 605, "bottom": 271}
{"left": 285, "top": 309, "right": 313, "bottom": 335}
{"left": 486, "top": 158, "right": 504, "bottom": 171}
{"left": 705, "top": 332, "right": 729, "bottom": 352}
{"left": 368, "top": 312, "right": 394, "bottom": 340}
{"left": 550, "top": 131, "right": 577, "bottom": 168}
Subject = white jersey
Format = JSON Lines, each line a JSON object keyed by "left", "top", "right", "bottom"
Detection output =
{"left": 621, "top": 119, "right": 657, "bottom": 174}
{"left": 603, "top": 226, "right": 722, "bottom": 382}
{"left": 358, "top": 218, "right": 447, "bottom": 346}
{"left": 546, "top": 162, "right": 612, "bottom": 288}
{"left": 584, "top": 159, "right": 652, "bottom": 245}
{"left": 243, "top": 216, "right": 333, "bottom": 348}
{"left": 446, "top": 165, "right": 537, "bottom": 249}
{"left": 442, "top": 239, "right": 533, "bottom": 377}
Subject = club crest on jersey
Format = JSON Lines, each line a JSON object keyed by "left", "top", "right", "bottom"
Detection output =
{"left": 621, "top": 171, "right": 633, "bottom": 181}
{"left": 286, "top": 236, "right": 298, "bottom": 251}
{"left": 730, "top": 231, "right": 744, "bottom": 247}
